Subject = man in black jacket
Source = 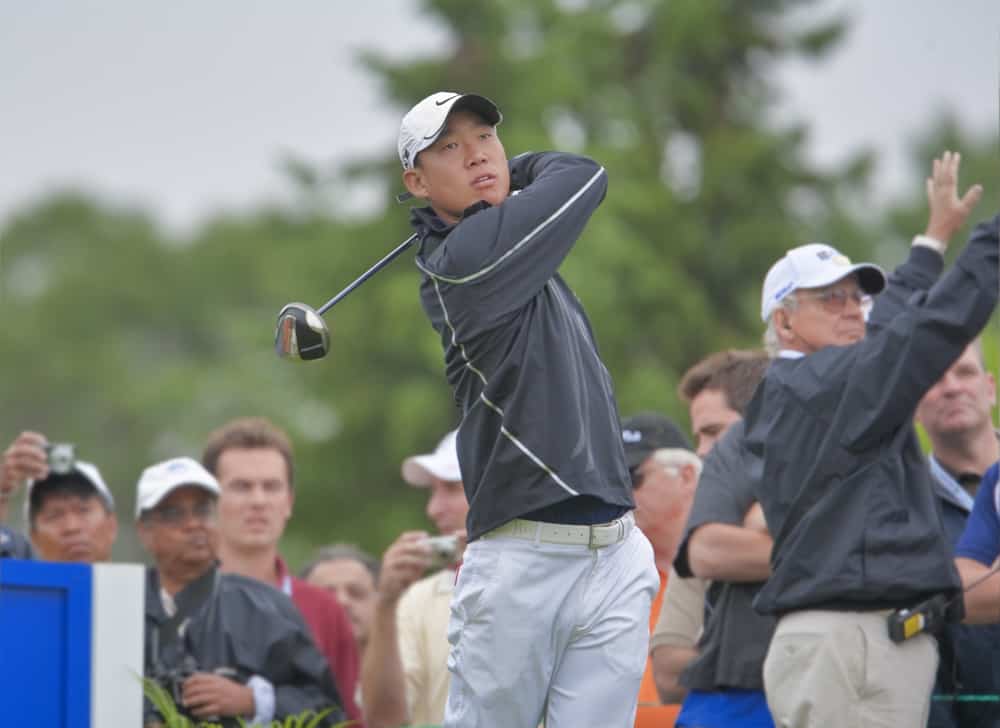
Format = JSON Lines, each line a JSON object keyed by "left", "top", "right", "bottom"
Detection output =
{"left": 398, "top": 92, "right": 658, "bottom": 728}
{"left": 747, "top": 152, "right": 994, "bottom": 727}
{"left": 137, "top": 456, "right": 343, "bottom": 728}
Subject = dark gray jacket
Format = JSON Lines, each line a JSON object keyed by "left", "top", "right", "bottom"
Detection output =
{"left": 674, "top": 421, "right": 775, "bottom": 691}
{"left": 410, "top": 152, "right": 633, "bottom": 541}
{"left": 144, "top": 565, "right": 344, "bottom": 727}
{"left": 747, "top": 216, "right": 999, "bottom": 615}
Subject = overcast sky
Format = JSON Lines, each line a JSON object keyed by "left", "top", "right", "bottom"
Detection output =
{"left": 2, "top": 0, "right": 997, "bottom": 232}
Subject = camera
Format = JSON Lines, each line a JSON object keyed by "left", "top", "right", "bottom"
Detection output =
{"left": 424, "top": 534, "right": 459, "bottom": 569}
{"left": 44, "top": 443, "right": 76, "bottom": 476}
{"left": 151, "top": 654, "right": 198, "bottom": 706}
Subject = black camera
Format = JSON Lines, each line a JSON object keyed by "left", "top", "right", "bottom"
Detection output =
{"left": 44, "top": 442, "right": 76, "bottom": 476}
{"left": 151, "top": 654, "right": 198, "bottom": 706}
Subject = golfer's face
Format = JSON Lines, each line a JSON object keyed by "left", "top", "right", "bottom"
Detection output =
{"left": 411, "top": 110, "right": 510, "bottom": 223}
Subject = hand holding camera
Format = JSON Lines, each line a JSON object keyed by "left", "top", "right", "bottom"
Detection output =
{"left": 423, "top": 533, "right": 465, "bottom": 570}
{"left": 1, "top": 431, "right": 53, "bottom": 498}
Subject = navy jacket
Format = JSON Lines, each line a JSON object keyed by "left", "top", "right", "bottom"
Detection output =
{"left": 747, "top": 216, "right": 999, "bottom": 614}
{"left": 411, "top": 152, "right": 633, "bottom": 540}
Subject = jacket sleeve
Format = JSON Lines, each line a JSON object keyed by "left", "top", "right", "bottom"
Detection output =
{"left": 840, "top": 214, "right": 999, "bottom": 450}
{"left": 418, "top": 152, "right": 607, "bottom": 335}
{"left": 866, "top": 244, "right": 944, "bottom": 331}
{"left": 264, "top": 604, "right": 347, "bottom": 725}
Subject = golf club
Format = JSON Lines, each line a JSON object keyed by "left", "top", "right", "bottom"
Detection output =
{"left": 274, "top": 233, "right": 419, "bottom": 361}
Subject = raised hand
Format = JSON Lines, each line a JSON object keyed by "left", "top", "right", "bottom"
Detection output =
{"left": 925, "top": 150, "right": 983, "bottom": 245}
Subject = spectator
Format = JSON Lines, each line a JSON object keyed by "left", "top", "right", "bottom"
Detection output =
{"left": 301, "top": 544, "right": 379, "bottom": 652}
{"left": 137, "top": 456, "right": 343, "bottom": 728}
{"left": 918, "top": 340, "right": 1000, "bottom": 727}
{"left": 748, "top": 153, "right": 992, "bottom": 726}
{"left": 664, "top": 349, "right": 774, "bottom": 728}
{"left": 362, "top": 430, "right": 468, "bottom": 728}
{"left": 619, "top": 413, "right": 701, "bottom": 728}
{"left": 203, "top": 417, "right": 362, "bottom": 724}
{"left": 1, "top": 431, "right": 117, "bottom": 563}
{"left": 955, "top": 465, "right": 1000, "bottom": 622}
{"left": 0, "top": 524, "right": 33, "bottom": 559}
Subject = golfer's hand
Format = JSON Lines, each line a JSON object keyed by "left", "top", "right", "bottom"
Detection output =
{"left": 181, "top": 673, "right": 254, "bottom": 719}
{"left": 378, "top": 531, "right": 433, "bottom": 604}
{"left": 742, "top": 502, "right": 768, "bottom": 532}
{"left": 1, "top": 431, "right": 49, "bottom": 499}
{"left": 925, "top": 150, "right": 982, "bottom": 244}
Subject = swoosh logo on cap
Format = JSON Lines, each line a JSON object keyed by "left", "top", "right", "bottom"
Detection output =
{"left": 435, "top": 94, "right": 460, "bottom": 106}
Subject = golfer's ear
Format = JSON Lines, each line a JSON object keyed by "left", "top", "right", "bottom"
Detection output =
{"left": 403, "top": 168, "right": 427, "bottom": 199}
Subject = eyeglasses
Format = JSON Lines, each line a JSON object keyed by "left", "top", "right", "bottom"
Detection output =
{"left": 796, "top": 287, "right": 871, "bottom": 314}
{"left": 146, "top": 500, "right": 216, "bottom": 525}
{"left": 629, "top": 463, "right": 680, "bottom": 489}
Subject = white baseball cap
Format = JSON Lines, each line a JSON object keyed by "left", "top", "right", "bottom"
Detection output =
{"left": 397, "top": 92, "right": 502, "bottom": 170}
{"left": 760, "top": 243, "right": 886, "bottom": 322}
{"left": 26, "top": 460, "right": 115, "bottom": 521}
{"left": 135, "top": 456, "right": 220, "bottom": 518}
{"left": 401, "top": 430, "right": 461, "bottom": 486}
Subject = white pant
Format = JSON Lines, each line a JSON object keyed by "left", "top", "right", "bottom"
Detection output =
{"left": 443, "top": 513, "right": 659, "bottom": 728}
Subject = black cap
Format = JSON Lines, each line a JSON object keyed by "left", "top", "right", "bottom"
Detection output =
{"left": 621, "top": 412, "right": 692, "bottom": 469}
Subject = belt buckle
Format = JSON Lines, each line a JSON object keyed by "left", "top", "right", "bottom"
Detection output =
{"left": 588, "top": 524, "right": 600, "bottom": 549}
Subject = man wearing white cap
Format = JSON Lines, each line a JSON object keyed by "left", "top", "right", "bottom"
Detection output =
{"left": 362, "top": 430, "right": 468, "bottom": 728}
{"left": 0, "top": 431, "right": 117, "bottom": 563}
{"left": 398, "top": 89, "right": 656, "bottom": 728}
{"left": 137, "top": 456, "right": 344, "bottom": 728}
{"left": 745, "top": 152, "right": 996, "bottom": 726}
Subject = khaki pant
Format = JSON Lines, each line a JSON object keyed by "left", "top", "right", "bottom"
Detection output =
{"left": 763, "top": 609, "right": 937, "bottom": 728}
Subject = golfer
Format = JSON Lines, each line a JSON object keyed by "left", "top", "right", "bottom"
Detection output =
{"left": 398, "top": 91, "right": 658, "bottom": 728}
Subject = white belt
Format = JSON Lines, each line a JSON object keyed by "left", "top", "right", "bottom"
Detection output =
{"left": 484, "top": 512, "right": 632, "bottom": 549}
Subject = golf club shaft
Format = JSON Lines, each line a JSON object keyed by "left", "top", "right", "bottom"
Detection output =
{"left": 316, "top": 233, "right": 419, "bottom": 315}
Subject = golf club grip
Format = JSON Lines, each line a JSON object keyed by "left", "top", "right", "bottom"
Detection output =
{"left": 316, "top": 234, "right": 419, "bottom": 315}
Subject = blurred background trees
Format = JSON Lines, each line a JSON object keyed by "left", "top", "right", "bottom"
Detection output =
{"left": 1, "top": 0, "right": 996, "bottom": 564}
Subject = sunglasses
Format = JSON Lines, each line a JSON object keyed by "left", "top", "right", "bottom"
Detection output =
{"left": 146, "top": 500, "right": 216, "bottom": 525}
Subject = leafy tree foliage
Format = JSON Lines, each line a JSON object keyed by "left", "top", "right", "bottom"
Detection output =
{"left": 0, "top": 1, "right": 992, "bottom": 563}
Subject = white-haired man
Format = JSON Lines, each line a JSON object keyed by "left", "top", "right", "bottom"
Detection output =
{"left": 747, "top": 153, "right": 993, "bottom": 726}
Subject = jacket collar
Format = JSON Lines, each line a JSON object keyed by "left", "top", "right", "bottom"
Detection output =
{"left": 146, "top": 562, "right": 219, "bottom": 621}
{"left": 410, "top": 201, "right": 492, "bottom": 254}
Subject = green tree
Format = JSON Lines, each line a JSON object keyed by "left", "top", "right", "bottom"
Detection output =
{"left": 2, "top": 1, "right": 990, "bottom": 564}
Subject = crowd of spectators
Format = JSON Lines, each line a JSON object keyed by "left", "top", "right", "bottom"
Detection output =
{"left": 0, "top": 148, "right": 997, "bottom": 728}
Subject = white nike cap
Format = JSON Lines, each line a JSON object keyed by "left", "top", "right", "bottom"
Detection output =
{"left": 135, "top": 456, "right": 220, "bottom": 518}
{"left": 397, "top": 92, "right": 502, "bottom": 170}
{"left": 760, "top": 243, "right": 886, "bottom": 322}
{"left": 401, "top": 430, "right": 462, "bottom": 486}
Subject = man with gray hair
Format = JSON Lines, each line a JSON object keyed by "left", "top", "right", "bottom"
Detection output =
{"left": 747, "top": 152, "right": 993, "bottom": 727}
{"left": 301, "top": 544, "right": 380, "bottom": 653}
{"left": 619, "top": 412, "right": 701, "bottom": 728}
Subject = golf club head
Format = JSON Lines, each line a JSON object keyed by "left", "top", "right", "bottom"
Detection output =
{"left": 275, "top": 303, "right": 330, "bottom": 361}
